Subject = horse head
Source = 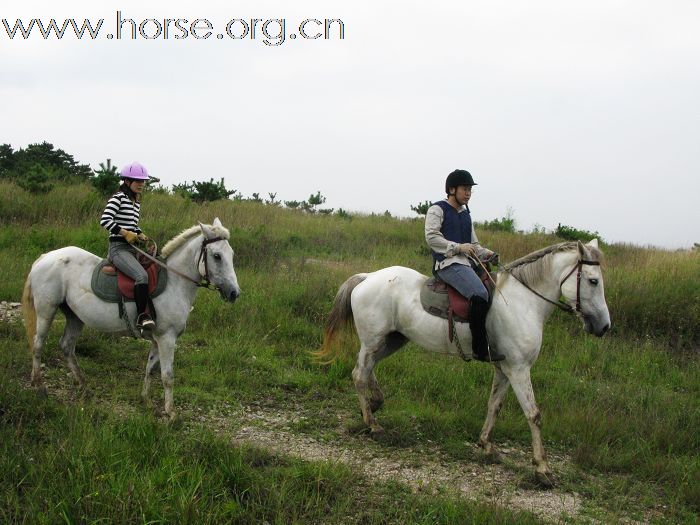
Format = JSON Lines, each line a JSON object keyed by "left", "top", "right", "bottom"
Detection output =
{"left": 198, "top": 217, "right": 241, "bottom": 303}
{"left": 560, "top": 239, "right": 611, "bottom": 336}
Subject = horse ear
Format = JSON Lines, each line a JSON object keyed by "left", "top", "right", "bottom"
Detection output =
{"left": 587, "top": 238, "right": 599, "bottom": 249}
{"left": 199, "top": 222, "right": 213, "bottom": 239}
{"left": 212, "top": 217, "right": 223, "bottom": 228}
{"left": 577, "top": 240, "right": 586, "bottom": 257}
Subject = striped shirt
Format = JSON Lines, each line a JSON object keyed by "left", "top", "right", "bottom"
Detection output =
{"left": 100, "top": 191, "right": 142, "bottom": 240}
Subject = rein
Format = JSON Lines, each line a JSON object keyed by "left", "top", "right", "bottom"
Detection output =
{"left": 132, "top": 236, "right": 225, "bottom": 290}
{"left": 507, "top": 259, "right": 600, "bottom": 314}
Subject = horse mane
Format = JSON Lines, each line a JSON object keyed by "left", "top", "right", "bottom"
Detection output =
{"left": 502, "top": 241, "right": 604, "bottom": 287}
{"left": 161, "top": 223, "right": 230, "bottom": 258}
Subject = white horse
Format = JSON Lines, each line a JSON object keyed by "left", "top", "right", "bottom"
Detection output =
{"left": 318, "top": 239, "right": 610, "bottom": 486}
{"left": 22, "top": 218, "right": 240, "bottom": 420}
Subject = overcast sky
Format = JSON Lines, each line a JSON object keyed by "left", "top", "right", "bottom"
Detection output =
{"left": 2, "top": 0, "right": 699, "bottom": 248}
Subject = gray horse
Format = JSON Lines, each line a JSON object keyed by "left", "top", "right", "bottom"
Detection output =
{"left": 22, "top": 218, "right": 240, "bottom": 420}
{"left": 318, "top": 239, "right": 610, "bottom": 486}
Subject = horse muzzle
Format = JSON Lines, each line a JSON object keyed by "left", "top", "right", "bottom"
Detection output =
{"left": 221, "top": 286, "right": 240, "bottom": 303}
{"left": 583, "top": 314, "right": 611, "bottom": 337}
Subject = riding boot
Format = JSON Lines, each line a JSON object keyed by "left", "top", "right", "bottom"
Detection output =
{"left": 134, "top": 283, "right": 155, "bottom": 334}
{"left": 469, "top": 297, "right": 505, "bottom": 362}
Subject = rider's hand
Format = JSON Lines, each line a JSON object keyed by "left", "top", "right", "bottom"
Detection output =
{"left": 137, "top": 233, "right": 148, "bottom": 241}
{"left": 487, "top": 252, "right": 500, "bottom": 266}
{"left": 457, "top": 243, "right": 477, "bottom": 257}
{"left": 122, "top": 230, "right": 138, "bottom": 244}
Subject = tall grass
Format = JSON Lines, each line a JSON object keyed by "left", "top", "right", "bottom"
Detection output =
{"left": 2, "top": 181, "right": 697, "bottom": 348}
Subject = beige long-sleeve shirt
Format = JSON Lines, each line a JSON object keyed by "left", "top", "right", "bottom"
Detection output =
{"left": 425, "top": 201, "right": 492, "bottom": 271}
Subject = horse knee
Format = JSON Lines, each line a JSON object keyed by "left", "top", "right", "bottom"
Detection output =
{"left": 528, "top": 411, "right": 542, "bottom": 428}
{"left": 161, "top": 370, "right": 173, "bottom": 386}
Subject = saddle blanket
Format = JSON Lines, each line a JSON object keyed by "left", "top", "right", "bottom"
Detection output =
{"left": 91, "top": 259, "right": 168, "bottom": 303}
{"left": 419, "top": 272, "right": 496, "bottom": 323}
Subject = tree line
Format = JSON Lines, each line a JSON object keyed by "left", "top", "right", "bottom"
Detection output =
{"left": 1, "top": 142, "right": 336, "bottom": 215}
{"left": 1, "top": 142, "right": 605, "bottom": 241}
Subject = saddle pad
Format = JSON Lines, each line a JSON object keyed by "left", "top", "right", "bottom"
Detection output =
{"left": 420, "top": 277, "right": 468, "bottom": 322}
{"left": 419, "top": 272, "right": 497, "bottom": 322}
{"left": 91, "top": 259, "right": 168, "bottom": 303}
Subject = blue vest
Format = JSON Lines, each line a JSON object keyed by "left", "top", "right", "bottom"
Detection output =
{"left": 431, "top": 200, "right": 472, "bottom": 265}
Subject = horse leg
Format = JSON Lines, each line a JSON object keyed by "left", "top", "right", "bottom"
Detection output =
{"left": 155, "top": 332, "right": 177, "bottom": 421}
{"left": 368, "top": 370, "right": 384, "bottom": 412}
{"left": 367, "top": 332, "right": 407, "bottom": 412}
{"left": 30, "top": 307, "right": 58, "bottom": 393}
{"left": 141, "top": 341, "right": 160, "bottom": 406}
{"left": 478, "top": 366, "right": 511, "bottom": 461}
{"left": 509, "top": 368, "right": 554, "bottom": 487}
{"left": 352, "top": 340, "right": 384, "bottom": 434}
{"left": 58, "top": 304, "right": 85, "bottom": 387}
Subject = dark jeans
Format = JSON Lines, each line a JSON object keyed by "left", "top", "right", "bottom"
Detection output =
{"left": 437, "top": 263, "right": 488, "bottom": 301}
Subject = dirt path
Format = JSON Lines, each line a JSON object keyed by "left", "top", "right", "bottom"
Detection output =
{"left": 196, "top": 401, "right": 586, "bottom": 523}
{"left": 23, "top": 362, "right": 653, "bottom": 524}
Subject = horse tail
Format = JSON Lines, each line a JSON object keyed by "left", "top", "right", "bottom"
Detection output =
{"left": 22, "top": 274, "right": 36, "bottom": 355}
{"left": 314, "top": 273, "right": 368, "bottom": 364}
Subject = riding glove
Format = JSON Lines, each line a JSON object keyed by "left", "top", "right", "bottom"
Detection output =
{"left": 456, "top": 243, "right": 477, "bottom": 257}
{"left": 122, "top": 230, "right": 138, "bottom": 244}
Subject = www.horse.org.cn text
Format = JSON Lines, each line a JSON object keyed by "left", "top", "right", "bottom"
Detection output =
{"left": 2, "top": 11, "right": 346, "bottom": 46}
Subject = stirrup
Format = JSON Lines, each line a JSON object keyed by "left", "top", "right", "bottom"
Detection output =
{"left": 137, "top": 313, "right": 155, "bottom": 330}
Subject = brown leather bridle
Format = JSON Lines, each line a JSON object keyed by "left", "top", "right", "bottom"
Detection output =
{"left": 196, "top": 236, "right": 225, "bottom": 289}
{"left": 133, "top": 236, "right": 227, "bottom": 290}
{"left": 508, "top": 259, "right": 601, "bottom": 314}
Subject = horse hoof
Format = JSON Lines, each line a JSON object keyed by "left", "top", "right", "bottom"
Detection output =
{"left": 535, "top": 470, "right": 556, "bottom": 488}
{"left": 484, "top": 449, "right": 502, "bottom": 464}
{"left": 370, "top": 425, "right": 384, "bottom": 436}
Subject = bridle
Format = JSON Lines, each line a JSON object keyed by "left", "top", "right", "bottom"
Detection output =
{"left": 195, "top": 236, "right": 225, "bottom": 289}
{"left": 507, "top": 259, "right": 601, "bottom": 314}
{"left": 132, "top": 236, "right": 227, "bottom": 290}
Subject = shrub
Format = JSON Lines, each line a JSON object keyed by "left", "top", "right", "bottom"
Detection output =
{"left": 91, "top": 159, "right": 120, "bottom": 197}
{"left": 556, "top": 223, "right": 604, "bottom": 243}
{"left": 172, "top": 178, "right": 238, "bottom": 202}
{"left": 17, "top": 165, "right": 54, "bottom": 194}
{"left": 410, "top": 201, "right": 431, "bottom": 216}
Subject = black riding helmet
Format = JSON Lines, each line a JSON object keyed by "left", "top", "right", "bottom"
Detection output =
{"left": 445, "top": 169, "right": 477, "bottom": 195}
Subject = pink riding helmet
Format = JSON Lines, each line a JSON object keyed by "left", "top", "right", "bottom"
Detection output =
{"left": 120, "top": 162, "right": 150, "bottom": 180}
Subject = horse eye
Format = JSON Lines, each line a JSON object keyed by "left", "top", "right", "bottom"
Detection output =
{"left": 213, "top": 253, "right": 222, "bottom": 261}
{"left": 589, "top": 278, "right": 598, "bottom": 285}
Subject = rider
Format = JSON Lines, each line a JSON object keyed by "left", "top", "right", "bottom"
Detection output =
{"left": 99, "top": 162, "right": 155, "bottom": 335}
{"left": 424, "top": 169, "right": 505, "bottom": 362}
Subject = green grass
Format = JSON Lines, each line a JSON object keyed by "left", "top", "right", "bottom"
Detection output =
{"left": 0, "top": 357, "right": 539, "bottom": 525}
{"left": 1, "top": 182, "right": 699, "bottom": 523}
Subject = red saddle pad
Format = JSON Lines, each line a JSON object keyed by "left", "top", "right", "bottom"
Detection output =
{"left": 117, "top": 263, "right": 159, "bottom": 299}
{"left": 447, "top": 285, "right": 470, "bottom": 320}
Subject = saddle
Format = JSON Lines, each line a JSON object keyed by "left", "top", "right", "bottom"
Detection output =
{"left": 91, "top": 258, "right": 168, "bottom": 304}
{"left": 420, "top": 265, "right": 496, "bottom": 342}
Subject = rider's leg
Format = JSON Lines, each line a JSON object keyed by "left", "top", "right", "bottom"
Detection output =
{"left": 437, "top": 263, "right": 504, "bottom": 362}
{"left": 108, "top": 242, "right": 154, "bottom": 331}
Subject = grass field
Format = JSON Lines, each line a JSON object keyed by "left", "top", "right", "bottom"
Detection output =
{"left": 0, "top": 182, "right": 698, "bottom": 523}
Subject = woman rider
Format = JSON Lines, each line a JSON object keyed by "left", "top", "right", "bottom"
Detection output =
{"left": 99, "top": 162, "right": 155, "bottom": 335}
{"left": 424, "top": 169, "right": 505, "bottom": 362}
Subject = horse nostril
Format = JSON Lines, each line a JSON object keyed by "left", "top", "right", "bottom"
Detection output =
{"left": 601, "top": 324, "right": 610, "bottom": 335}
{"left": 229, "top": 290, "right": 239, "bottom": 302}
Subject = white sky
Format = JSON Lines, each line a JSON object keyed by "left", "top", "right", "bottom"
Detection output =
{"left": 2, "top": 0, "right": 699, "bottom": 248}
